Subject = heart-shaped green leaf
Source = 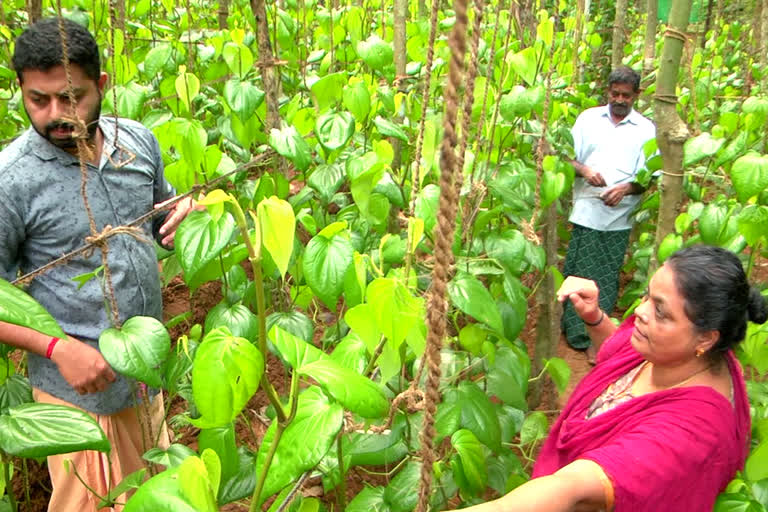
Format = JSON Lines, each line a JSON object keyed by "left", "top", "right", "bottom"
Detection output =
{"left": 269, "top": 125, "right": 312, "bottom": 172}
{"left": 257, "top": 196, "right": 295, "bottom": 278}
{"left": 683, "top": 132, "right": 725, "bottom": 167}
{"left": 356, "top": 34, "right": 393, "bottom": 72}
{"left": 269, "top": 326, "right": 389, "bottom": 418}
{"left": 176, "top": 209, "right": 237, "bottom": 291}
{"left": 0, "top": 278, "right": 66, "bottom": 339}
{"left": 450, "top": 429, "right": 488, "bottom": 497}
{"left": 100, "top": 316, "right": 171, "bottom": 388}
{"left": 223, "top": 79, "right": 265, "bottom": 123}
{"left": 448, "top": 273, "right": 504, "bottom": 334}
{"left": 302, "top": 227, "right": 354, "bottom": 310}
{"left": 191, "top": 327, "right": 264, "bottom": 428}
{"left": 255, "top": 386, "right": 343, "bottom": 503}
{"left": 0, "top": 403, "right": 109, "bottom": 457}
{"left": 731, "top": 152, "right": 768, "bottom": 202}
{"left": 316, "top": 111, "right": 356, "bottom": 151}
{"left": 204, "top": 302, "right": 259, "bottom": 342}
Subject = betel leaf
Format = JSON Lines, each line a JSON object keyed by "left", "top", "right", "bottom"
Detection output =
{"left": 223, "top": 78, "right": 265, "bottom": 123}
{"left": 266, "top": 311, "right": 314, "bottom": 345}
{"left": 683, "top": 132, "right": 725, "bottom": 167}
{"left": 0, "top": 278, "right": 66, "bottom": 339}
{"left": 96, "top": 469, "right": 148, "bottom": 509}
{"left": 307, "top": 164, "right": 345, "bottom": 205}
{"left": 330, "top": 335, "right": 369, "bottom": 374}
{"left": 309, "top": 72, "right": 347, "bottom": 112}
{"left": 144, "top": 443, "right": 197, "bottom": 468}
{"left": 204, "top": 302, "right": 259, "bottom": 342}
{"left": 455, "top": 381, "right": 502, "bottom": 452}
{"left": 540, "top": 171, "right": 566, "bottom": 208}
{"left": 0, "top": 374, "right": 32, "bottom": 414}
{"left": 124, "top": 455, "right": 218, "bottom": 512}
{"left": 199, "top": 424, "right": 239, "bottom": 487}
{"left": 343, "top": 80, "right": 371, "bottom": 122}
{"left": 0, "top": 403, "right": 109, "bottom": 457}
{"left": 255, "top": 386, "right": 343, "bottom": 503}
{"left": 544, "top": 357, "right": 571, "bottom": 394}
{"left": 257, "top": 196, "right": 295, "bottom": 278}
{"left": 222, "top": 42, "right": 254, "bottom": 80}
{"left": 347, "top": 486, "right": 389, "bottom": 512}
{"left": 487, "top": 346, "right": 529, "bottom": 410}
{"left": 191, "top": 327, "right": 264, "bottom": 428}
{"left": 100, "top": 316, "right": 171, "bottom": 388}
{"left": 450, "top": 429, "right": 488, "bottom": 497}
{"left": 698, "top": 202, "right": 728, "bottom": 245}
{"left": 176, "top": 209, "right": 236, "bottom": 292}
{"left": 747, "top": 441, "right": 768, "bottom": 482}
{"left": 373, "top": 116, "right": 409, "bottom": 142}
{"left": 382, "top": 460, "right": 421, "bottom": 512}
{"left": 737, "top": 205, "right": 768, "bottom": 246}
{"left": 507, "top": 46, "right": 537, "bottom": 86}
{"left": 269, "top": 125, "right": 312, "bottom": 172}
{"left": 356, "top": 34, "right": 394, "bottom": 72}
{"left": 415, "top": 183, "right": 440, "bottom": 236}
{"left": 269, "top": 326, "right": 389, "bottom": 418}
{"left": 302, "top": 225, "right": 354, "bottom": 310}
{"left": 175, "top": 66, "right": 200, "bottom": 112}
{"left": 366, "top": 278, "right": 422, "bottom": 349}
{"left": 448, "top": 273, "right": 504, "bottom": 334}
{"left": 520, "top": 411, "right": 549, "bottom": 446}
{"left": 731, "top": 152, "right": 768, "bottom": 202}
{"left": 316, "top": 111, "right": 356, "bottom": 152}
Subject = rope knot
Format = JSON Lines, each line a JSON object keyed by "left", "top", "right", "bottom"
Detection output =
{"left": 521, "top": 218, "right": 541, "bottom": 245}
{"left": 84, "top": 225, "right": 149, "bottom": 256}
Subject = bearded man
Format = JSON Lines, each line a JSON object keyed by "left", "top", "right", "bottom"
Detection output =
{"left": 562, "top": 66, "right": 656, "bottom": 362}
{"left": 0, "top": 17, "right": 195, "bottom": 510}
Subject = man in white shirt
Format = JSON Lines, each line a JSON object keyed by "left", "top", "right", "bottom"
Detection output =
{"left": 562, "top": 67, "right": 656, "bottom": 361}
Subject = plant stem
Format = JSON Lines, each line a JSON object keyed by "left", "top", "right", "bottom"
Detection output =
{"left": 1, "top": 452, "right": 17, "bottom": 512}
{"left": 336, "top": 433, "right": 347, "bottom": 511}
{"left": 229, "top": 199, "right": 287, "bottom": 423}
{"left": 363, "top": 336, "right": 387, "bottom": 377}
{"left": 249, "top": 370, "right": 300, "bottom": 511}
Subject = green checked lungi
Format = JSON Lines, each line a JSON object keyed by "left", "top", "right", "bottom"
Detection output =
{"left": 561, "top": 223, "right": 631, "bottom": 350}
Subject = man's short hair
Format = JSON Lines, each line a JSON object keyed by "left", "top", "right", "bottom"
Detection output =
{"left": 12, "top": 17, "right": 100, "bottom": 83}
{"left": 608, "top": 66, "right": 641, "bottom": 92}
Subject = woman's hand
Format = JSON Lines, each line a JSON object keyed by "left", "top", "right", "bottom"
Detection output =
{"left": 557, "top": 276, "right": 601, "bottom": 325}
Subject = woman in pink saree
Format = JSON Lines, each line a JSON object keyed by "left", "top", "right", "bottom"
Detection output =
{"left": 455, "top": 245, "right": 767, "bottom": 511}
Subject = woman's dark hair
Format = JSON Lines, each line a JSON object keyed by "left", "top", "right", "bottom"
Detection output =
{"left": 12, "top": 17, "right": 100, "bottom": 84}
{"left": 667, "top": 245, "right": 768, "bottom": 355}
{"left": 608, "top": 66, "right": 641, "bottom": 93}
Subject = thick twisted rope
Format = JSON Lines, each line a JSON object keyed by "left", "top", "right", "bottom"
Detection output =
{"left": 415, "top": 0, "right": 469, "bottom": 509}
{"left": 454, "top": 0, "right": 484, "bottom": 200}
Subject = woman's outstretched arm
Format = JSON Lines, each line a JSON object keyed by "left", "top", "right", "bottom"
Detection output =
{"left": 448, "top": 459, "right": 612, "bottom": 512}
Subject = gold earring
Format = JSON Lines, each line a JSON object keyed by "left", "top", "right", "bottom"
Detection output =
{"left": 696, "top": 348, "right": 705, "bottom": 358}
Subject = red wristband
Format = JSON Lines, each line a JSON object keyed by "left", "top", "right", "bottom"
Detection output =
{"left": 46, "top": 337, "right": 61, "bottom": 359}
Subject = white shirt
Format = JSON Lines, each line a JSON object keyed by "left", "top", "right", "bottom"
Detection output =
{"left": 569, "top": 105, "right": 656, "bottom": 231}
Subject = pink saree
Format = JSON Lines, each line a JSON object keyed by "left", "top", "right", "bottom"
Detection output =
{"left": 533, "top": 316, "right": 750, "bottom": 511}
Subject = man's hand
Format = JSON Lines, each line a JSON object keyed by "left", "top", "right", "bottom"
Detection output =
{"left": 51, "top": 337, "right": 116, "bottom": 394}
{"left": 600, "top": 183, "right": 631, "bottom": 206}
{"left": 155, "top": 196, "right": 201, "bottom": 248}
{"left": 582, "top": 168, "right": 606, "bottom": 187}
{"left": 557, "top": 276, "right": 601, "bottom": 325}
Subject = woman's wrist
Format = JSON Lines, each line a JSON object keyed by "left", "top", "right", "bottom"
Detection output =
{"left": 583, "top": 309, "right": 604, "bottom": 327}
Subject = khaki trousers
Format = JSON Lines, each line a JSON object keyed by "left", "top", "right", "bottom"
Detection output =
{"left": 32, "top": 388, "right": 170, "bottom": 512}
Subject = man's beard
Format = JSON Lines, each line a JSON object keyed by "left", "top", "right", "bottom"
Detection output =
{"left": 32, "top": 96, "right": 101, "bottom": 149}
{"left": 609, "top": 102, "right": 630, "bottom": 118}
